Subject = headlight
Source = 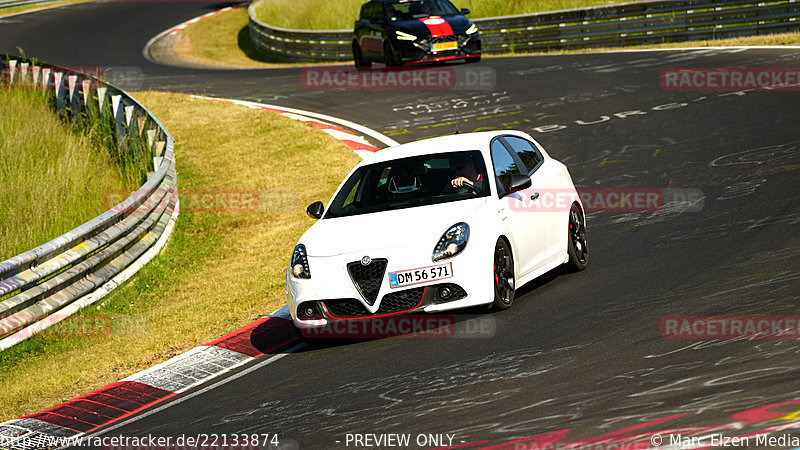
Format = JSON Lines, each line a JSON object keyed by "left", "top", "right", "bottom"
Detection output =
{"left": 432, "top": 223, "right": 470, "bottom": 262}
{"left": 396, "top": 30, "right": 417, "bottom": 41}
{"left": 466, "top": 24, "right": 478, "bottom": 34}
{"left": 290, "top": 244, "right": 311, "bottom": 279}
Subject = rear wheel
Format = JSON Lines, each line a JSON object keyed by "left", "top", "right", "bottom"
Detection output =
{"left": 567, "top": 203, "right": 588, "bottom": 271}
{"left": 492, "top": 238, "right": 515, "bottom": 310}
{"left": 353, "top": 41, "right": 371, "bottom": 69}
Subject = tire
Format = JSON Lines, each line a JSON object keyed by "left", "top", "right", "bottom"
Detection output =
{"left": 353, "top": 41, "right": 371, "bottom": 69}
{"left": 567, "top": 203, "right": 588, "bottom": 271}
{"left": 383, "top": 41, "right": 399, "bottom": 67}
{"left": 492, "top": 238, "right": 515, "bottom": 310}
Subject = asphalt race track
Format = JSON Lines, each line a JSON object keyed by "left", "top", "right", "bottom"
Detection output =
{"left": 2, "top": 2, "right": 800, "bottom": 448}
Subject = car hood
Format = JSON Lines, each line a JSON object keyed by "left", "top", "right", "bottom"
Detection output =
{"left": 391, "top": 15, "right": 473, "bottom": 36}
{"left": 300, "top": 198, "right": 488, "bottom": 257}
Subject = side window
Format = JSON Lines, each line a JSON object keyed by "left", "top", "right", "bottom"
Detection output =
{"left": 490, "top": 139, "right": 523, "bottom": 195}
{"left": 359, "top": 3, "right": 369, "bottom": 20}
{"left": 501, "top": 136, "right": 542, "bottom": 174}
{"left": 341, "top": 178, "right": 362, "bottom": 210}
{"left": 369, "top": 3, "right": 381, "bottom": 22}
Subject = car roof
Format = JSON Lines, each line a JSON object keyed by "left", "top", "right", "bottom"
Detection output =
{"left": 362, "top": 130, "right": 534, "bottom": 164}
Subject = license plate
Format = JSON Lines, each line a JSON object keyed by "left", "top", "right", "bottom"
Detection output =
{"left": 389, "top": 263, "right": 453, "bottom": 288}
{"left": 431, "top": 41, "right": 458, "bottom": 52}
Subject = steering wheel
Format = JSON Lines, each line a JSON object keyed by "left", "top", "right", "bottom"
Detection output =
{"left": 458, "top": 183, "right": 478, "bottom": 195}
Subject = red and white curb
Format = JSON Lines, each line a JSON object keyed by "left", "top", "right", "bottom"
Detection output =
{"left": 189, "top": 95, "right": 399, "bottom": 158}
{"left": 0, "top": 308, "right": 299, "bottom": 449}
{"left": 164, "top": 7, "right": 234, "bottom": 37}
{"left": 0, "top": 105, "right": 395, "bottom": 450}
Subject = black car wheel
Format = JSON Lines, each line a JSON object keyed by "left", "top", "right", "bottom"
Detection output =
{"left": 567, "top": 203, "right": 588, "bottom": 271}
{"left": 383, "top": 41, "right": 400, "bottom": 67}
{"left": 492, "top": 238, "right": 515, "bottom": 310}
{"left": 353, "top": 41, "right": 371, "bottom": 69}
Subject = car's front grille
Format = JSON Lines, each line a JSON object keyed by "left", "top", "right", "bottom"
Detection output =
{"left": 323, "top": 299, "right": 370, "bottom": 317}
{"left": 347, "top": 258, "right": 388, "bottom": 305}
{"left": 322, "top": 287, "right": 426, "bottom": 318}
{"left": 430, "top": 35, "right": 456, "bottom": 44}
{"left": 377, "top": 287, "right": 426, "bottom": 314}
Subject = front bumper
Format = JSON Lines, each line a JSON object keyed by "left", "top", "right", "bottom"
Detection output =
{"left": 285, "top": 246, "right": 493, "bottom": 330}
{"left": 396, "top": 35, "right": 481, "bottom": 65}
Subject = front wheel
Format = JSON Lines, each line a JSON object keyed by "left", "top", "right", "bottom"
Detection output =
{"left": 567, "top": 203, "right": 588, "bottom": 271}
{"left": 492, "top": 238, "right": 515, "bottom": 310}
{"left": 383, "top": 41, "right": 400, "bottom": 67}
{"left": 353, "top": 41, "right": 371, "bottom": 69}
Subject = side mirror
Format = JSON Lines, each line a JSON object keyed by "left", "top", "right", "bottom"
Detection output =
{"left": 507, "top": 174, "right": 532, "bottom": 195}
{"left": 306, "top": 201, "right": 324, "bottom": 219}
{"left": 461, "top": 8, "right": 471, "bottom": 15}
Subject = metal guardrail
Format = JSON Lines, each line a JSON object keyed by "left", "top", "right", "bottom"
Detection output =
{"left": 0, "top": 56, "right": 179, "bottom": 350}
{"left": 248, "top": 0, "right": 800, "bottom": 62}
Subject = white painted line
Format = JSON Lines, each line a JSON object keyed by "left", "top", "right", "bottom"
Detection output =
{"left": 80, "top": 343, "right": 306, "bottom": 440}
{"left": 191, "top": 96, "right": 399, "bottom": 148}
{"left": 323, "top": 129, "right": 371, "bottom": 145}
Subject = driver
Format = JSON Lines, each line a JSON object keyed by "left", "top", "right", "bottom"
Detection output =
{"left": 450, "top": 155, "right": 485, "bottom": 192}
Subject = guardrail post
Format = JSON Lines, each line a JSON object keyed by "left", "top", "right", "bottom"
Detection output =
{"left": 111, "top": 94, "right": 126, "bottom": 144}
{"left": 52, "top": 71, "right": 66, "bottom": 112}
{"left": 40, "top": 67, "right": 51, "bottom": 91}
{"left": 67, "top": 74, "right": 81, "bottom": 121}
{"left": 7, "top": 59, "right": 16, "bottom": 85}
{"left": 31, "top": 65, "right": 40, "bottom": 88}
{"left": 19, "top": 62, "right": 28, "bottom": 85}
{"left": 97, "top": 85, "right": 108, "bottom": 113}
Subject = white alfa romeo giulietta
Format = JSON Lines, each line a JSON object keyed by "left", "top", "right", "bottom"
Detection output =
{"left": 286, "top": 130, "right": 587, "bottom": 331}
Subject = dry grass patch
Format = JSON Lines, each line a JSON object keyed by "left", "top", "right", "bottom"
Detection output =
{"left": 0, "top": 92, "right": 361, "bottom": 421}
{"left": 174, "top": 7, "right": 313, "bottom": 69}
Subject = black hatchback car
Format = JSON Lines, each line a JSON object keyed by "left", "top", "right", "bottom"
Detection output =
{"left": 352, "top": 0, "right": 481, "bottom": 67}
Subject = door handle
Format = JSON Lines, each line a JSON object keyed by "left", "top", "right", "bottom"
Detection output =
{"left": 531, "top": 192, "right": 540, "bottom": 201}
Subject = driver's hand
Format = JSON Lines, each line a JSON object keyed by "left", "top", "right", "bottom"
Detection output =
{"left": 451, "top": 177, "right": 473, "bottom": 188}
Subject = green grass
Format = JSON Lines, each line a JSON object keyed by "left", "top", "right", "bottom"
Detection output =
{"left": 0, "top": 87, "right": 138, "bottom": 261}
{"left": 0, "top": 92, "right": 361, "bottom": 422}
{"left": 174, "top": 6, "right": 300, "bottom": 68}
{"left": 252, "top": 0, "right": 647, "bottom": 30}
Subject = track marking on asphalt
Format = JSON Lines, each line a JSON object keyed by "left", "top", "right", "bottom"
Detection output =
{"left": 79, "top": 343, "right": 307, "bottom": 439}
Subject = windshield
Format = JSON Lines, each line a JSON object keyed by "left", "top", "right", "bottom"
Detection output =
{"left": 386, "top": 0, "right": 461, "bottom": 21}
{"left": 325, "top": 151, "right": 489, "bottom": 219}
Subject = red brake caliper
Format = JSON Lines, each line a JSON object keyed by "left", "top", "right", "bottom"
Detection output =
{"left": 494, "top": 263, "right": 499, "bottom": 286}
